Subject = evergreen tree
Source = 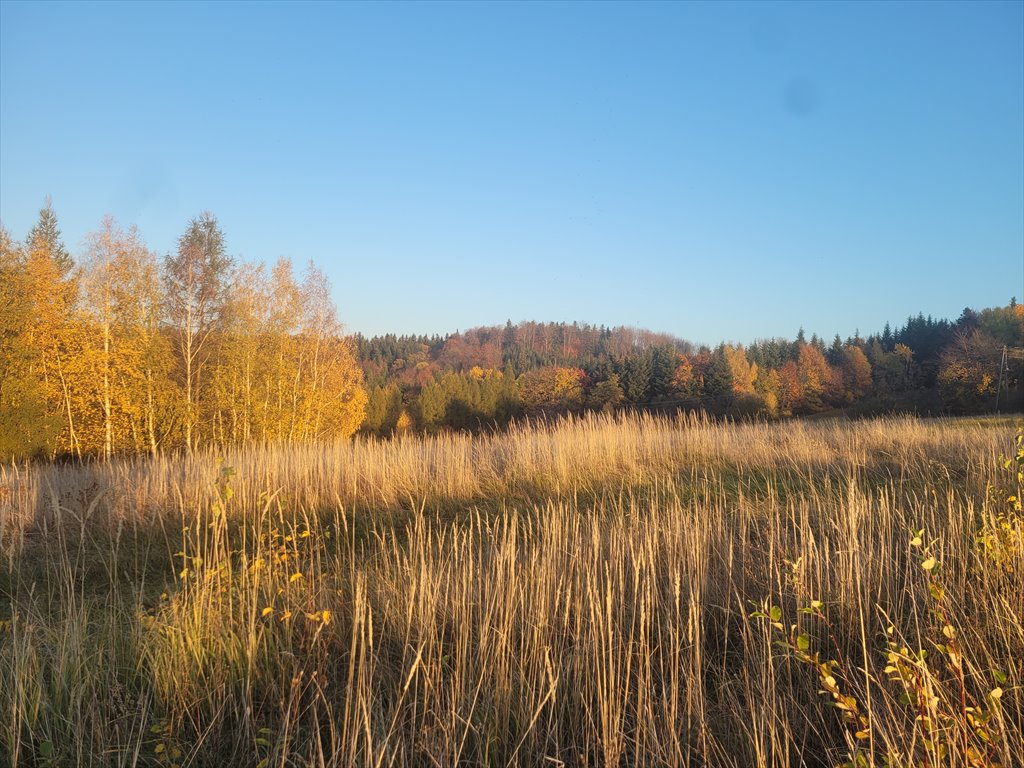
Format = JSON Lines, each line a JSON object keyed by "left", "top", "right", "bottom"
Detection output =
{"left": 828, "top": 334, "right": 844, "bottom": 365}
{"left": 703, "top": 346, "right": 734, "bottom": 400}
{"left": 648, "top": 345, "right": 677, "bottom": 399}
{"left": 620, "top": 352, "right": 652, "bottom": 402}
{"left": 881, "top": 322, "right": 894, "bottom": 351}
{"left": 588, "top": 374, "right": 625, "bottom": 412}
{"left": 27, "top": 198, "right": 73, "bottom": 276}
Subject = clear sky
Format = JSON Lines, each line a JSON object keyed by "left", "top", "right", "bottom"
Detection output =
{"left": 1, "top": 0, "right": 1021, "bottom": 345}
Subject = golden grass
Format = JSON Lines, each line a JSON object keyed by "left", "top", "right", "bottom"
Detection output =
{"left": 0, "top": 413, "right": 1021, "bottom": 767}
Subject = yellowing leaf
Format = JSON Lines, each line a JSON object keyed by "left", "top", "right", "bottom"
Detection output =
{"left": 921, "top": 557, "right": 937, "bottom": 571}
{"left": 289, "top": 572, "right": 303, "bottom": 583}
{"left": 261, "top": 607, "right": 273, "bottom": 617}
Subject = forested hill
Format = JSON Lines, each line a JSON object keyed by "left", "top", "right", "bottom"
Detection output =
{"left": 355, "top": 307, "right": 1024, "bottom": 435}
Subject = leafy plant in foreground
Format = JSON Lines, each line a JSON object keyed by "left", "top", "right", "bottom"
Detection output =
{"left": 755, "top": 524, "right": 1013, "bottom": 767}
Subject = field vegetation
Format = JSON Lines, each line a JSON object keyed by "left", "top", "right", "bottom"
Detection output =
{"left": 1, "top": 413, "right": 1022, "bottom": 767}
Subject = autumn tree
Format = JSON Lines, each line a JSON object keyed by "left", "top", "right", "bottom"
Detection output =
{"left": 0, "top": 228, "right": 58, "bottom": 459}
{"left": 256, "top": 257, "right": 304, "bottom": 440}
{"left": 518, "top": 366, "right": 586, "bottom": 413}
{"left": 754, "top": 367, "right": 782, "bottom": 417}
{"left": 977, "top": 303, "right": 1024, "bottom": 348}
{"left": 938, "top": 330, "right": 1002, "bottom": 412}
{"left": 796, "top": 343, "right": 835, "bottom": 411}
{"left": 212, "top": 258, "right": 366, "bottom": 443}
{"left": 670, "top": 354, "right": 696, "bottom": 397}
{"left": 134, "top": 250, "right": 174, "bottom": 455}
{"left": 78, "top": 218, "right": 162, "bottom": 457}
{"left": 297, "top": 262, "right": 367, "bottom": 441}
{"left": 22, "top": 203, "right": 81, "bottom": 456}
{"left": 837, "top": 345, "right": 872, "bottom": 403}
{"left": 723, "top": 344, "right": 758, "bottom": 395}
{"left": 308, "top": 333, "right": 367, "bottom": 440}
{"left": 777, "top": 361, "right": 803, "bottom": 415}
{"left": 163, "top": 212, "right": 233, "bottom": 451}
{"left": 210, "top": 262, "right": 267, "bottom": 443}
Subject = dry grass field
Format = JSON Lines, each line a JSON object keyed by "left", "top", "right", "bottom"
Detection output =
{"left": 1, "top": 413, "right": 1021, "bottom": 767}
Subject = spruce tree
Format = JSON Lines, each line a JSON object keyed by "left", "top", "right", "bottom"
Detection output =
{"left": 27, "top": 198, "right": 73, "bottom": 276}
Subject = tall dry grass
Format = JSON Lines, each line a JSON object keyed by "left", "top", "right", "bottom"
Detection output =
{"left": 0, "top": 413, "right": 1021, "bottom": 767}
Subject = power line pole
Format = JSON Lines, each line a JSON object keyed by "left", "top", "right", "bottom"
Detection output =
{"left": 996, "top": 345, "right": 1024, "bottom": 413}
{"left": 995, "top": 346, "right": 1007, "bottom": 413}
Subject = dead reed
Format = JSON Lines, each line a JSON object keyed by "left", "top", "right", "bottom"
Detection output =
{"left": 0, "top": 413, "right": 1020, "bottom": 766}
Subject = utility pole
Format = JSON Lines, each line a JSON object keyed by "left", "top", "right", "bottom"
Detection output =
{"left": 996, "top": 346, "right": 1007, "bottom": 413}
{"left": 996, "top": 345, "right": 1024, "bottom": 414}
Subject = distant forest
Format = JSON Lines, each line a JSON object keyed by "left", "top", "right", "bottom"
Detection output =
{"left": 356, "top": 303, "right": 1023, "bottom": 436}
{"left": 1, "top": 202, "right": 1022, "bottom": 460}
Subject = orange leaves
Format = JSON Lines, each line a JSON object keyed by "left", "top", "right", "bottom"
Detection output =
{"left": 517, "top": 366, "right": 586, "bottom": 411}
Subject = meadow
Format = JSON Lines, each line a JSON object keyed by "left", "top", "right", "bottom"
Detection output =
{"left": 1, "top": 413, "right": 1021, "bottom": 767}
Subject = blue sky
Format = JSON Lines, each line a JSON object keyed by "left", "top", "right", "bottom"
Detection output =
{"left": 1, "top": 0, "right": 1021, "bottom": 345}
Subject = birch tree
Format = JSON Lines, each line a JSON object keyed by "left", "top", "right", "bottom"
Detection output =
{"left": 79, "top": 218, "right": 162, "bottom": 457}
{"left": 163, "top": 212, "right": 233, "bottom": 451}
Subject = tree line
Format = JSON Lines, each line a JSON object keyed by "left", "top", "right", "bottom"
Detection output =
{"left": 1, "top": 203, "right": 366, "bottom": 461}
{"left": 357, "top": 307, "right": 1023, "bottom": 436}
